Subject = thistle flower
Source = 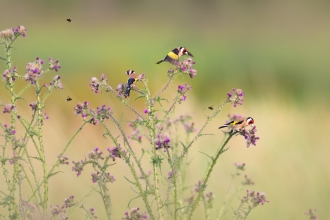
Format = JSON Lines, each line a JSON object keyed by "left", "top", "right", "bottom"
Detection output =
{"left": 3, "top": 124, "right": 16, "bottom": 137}
{"left": 116, "top": 83, "right": 125, "bottom": 96}
{"left": 168, "top": 167, "right": 177, "bottom": 180}
{"left": 122, "top": 207, "right": 149, "bottom": 220}
{"left": 19, "top": 198, "right": 37, "bottom": 219}
{"left": 154, "top": 134, "right": 170, "bottom": 151}
{"left": 13, "top": 137, "right": 26, "bottom": 150}
{"left": 107, "top": 145, "right": 126, "bottom": 161}
{"left": 227, "top": 88, "right": 244, "bottom": 107}
{"left": 12, "top": 25, "right": 27, "bottom": 37}
{"left": 74, "top": 101, "right": 90, "bottom": 118}
{"left": 72, "top": 160, "right": 85, "bottom": 176}
{"left": 96, "top": 105, "right": 112, "bottom": 121}
{"left": 91, "top": 172, "right": 115, "bottom": 183}
{"left": 25, "top": 57, "right": 45, "bottom": 84}
{"left": 234, "top": 162, "right": 246, "bottom": 171}
{"left": 58, "top": 155, "right": 69, "bottom": 165}
{"left": 194, "top": 180, "right": 205, "bottom": 193}
{"left": 2, "top": 67, "right": 17, "bottom": 82}
{"left": 243, "top": 190, "right": 269, "bottom": 205}
{"left": 205, "top": 192, "right": 215, "bottom": 205}
{"left": 304, "top": 209, "right": 317, "bottom": 220}
{"left": 239, "top": 126, "right": 260, "bottom": 148}
{"left": 50, "top": 205, "right": 63, "bottom": 216}
{"left": 0, "top": 29, "right": 14, "bottom": 40}
{"left": 177, "top": 84, "right": 192, "bottom": 104}
{"left": 87, "top": 207, "right": 97, "bottom": 219}
{"left": 177, "top": 58, "right": 198, "bottom": 78}
{"left": 9, "top": 151, "right": 19, "bottom": 165}
{"left": 49, "top": 58, "right": 61, "bottom": 72}
{"left": 63, "top": 196, "right": 75, "bottom": 208}
{"left": 89, "top": 73, "right": 107, "bottom": 94}
{"left": 50, "top": 75, "right": 63, "bottom": 89}
{"left": 29, "top": 102, "right": 38, "bottom": 111}
{"left": 242, "top": 175, "right": 255, "bottom": 185}
{"left": 3, "top": 104, "right": 15, "bottom": 114}
{"left": 88, "top": 148, "right": 104, "bottom": 161}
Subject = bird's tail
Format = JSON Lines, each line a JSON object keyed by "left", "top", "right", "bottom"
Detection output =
{"left": 218, "top": 125, "right": 229, "bottom": 129}
{"left": 124, "top": 87, "right": 131, "bottom": 98}
{"left": 156, "top": 60, "right": 163, "bottom": 64}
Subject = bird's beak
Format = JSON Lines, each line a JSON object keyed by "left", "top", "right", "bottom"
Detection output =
{"left": 187, "top": 51, "right": 194, "bottom": 57}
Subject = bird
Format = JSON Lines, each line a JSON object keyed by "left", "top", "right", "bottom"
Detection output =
{"left": 218, "top": 117, "right": 254, "bottom": 133}
{"left": 156, "top": 47, "right": 193, "bottom": 65}
{"left": 124, "top": 70, "right": 139, "bottom": 98}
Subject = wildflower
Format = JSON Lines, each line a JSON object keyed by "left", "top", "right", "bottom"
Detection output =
{"left": 194, "top": 180, "right": 205, "bottom": 193}
{"left": 91, "top": 172, "right": 115, "bottom": 183}
{"left": 49, "top": 58, "right": 61, "bottom": 72}
{"left": 177, "top": 58, "right": 198, "bottom": 78}
{"left": 58, "top": 155, "right": 69, "bottom": 165}
{"left": 122, "top": 207, "right": 149, "bottom": 220}
{"left": 88, "top": 147, "right": 104, "bottom": 161}
{"left": 107, "top": 145, "right": 126, "bottom": 161}
{"left": 96, "top": 104, "right": 112, "bottom": 121}
{"left": 89, "top": 117, "right": 99, "bottom": 126}
{"left": 3, "top": 124, "right": 16, "bottom": 137}
{"left": 0, "top": 29, "right": 14, "bottom": 40}
{"left": 168, "top": 167, "right": 177, "bottom": 180}
{"left": 72, "top": 160, "right": 85, "bottom": 176}
{"left": 89, "top": 73, "right": 107, "bottom": 94}
{"left": 177, "top": 84, "right": 192, "bottom": 104}
{"left": 29, "top": 102, "right": 38, "bottom": 111}
{"left": 116, "top": 83, "right": 125, "bottom": 96}
{"left": 227, "top": 88, "right": 244, "bottom": 107}
{"left": 143, "top": 109, "right": 149, "bottom": 114}
{"left": 104, "top": 172, "right": 116, "bottom": 183}
{"left": 234, "top": 162, "right": 246, "bottom": 171}
{"left": 154, "top": 134, "right": 170, "bottom": 151}
{"left": 9, "top": 151, "right": 19, "bottom": 165}
{"left": 3, "top": 104, "right": 15, "bottom": 114}
{"left": 304, "top": 209, "right": 317, "bottom": 220}
{"left": 239, "top": 126, "right": 260, "bottom": 148}
{"left": 74, "top": 101, "right": 90, "bottom": 118}
{"left": 91, "top": 172, "right": 101, "bottom": 183}
{"left": 50, "top": 75, "right": 63, "bottom": 89}
{"left": 24, "top": 57, "right": 44, "bottom": 84}
{"left": 184, "top": 122, "right": 196, "bottom": 133}
{"left": 19, "top": 198, "right": 37, "bottom": 219}
{"left": 12, "top": 25, "right": 27, "bottom": 37}
{"left": 242, "top": 175, "right": 254, "bottom": 185}
{"left": 13, "top": 137, "right": 25, "bottom": 150}
{"left": 63, "top": 196, "right": 75, "bottom": 208}
{"left": 2, "top": 67, "right": 17, "bottom": 82}
{"left": 86, "top": 207, "right": 97, "bottom": 219}
{"left": 243, "top": 190, "right": 269, "bottom": 206}
{"left": 50, "top": 205, "right": 63, "bottom": 216}
{"left": 40, "top": 112, "right": 49, "bottom": 125}
{"left": 205, "top": 192, "right": 215, "bottom": 205}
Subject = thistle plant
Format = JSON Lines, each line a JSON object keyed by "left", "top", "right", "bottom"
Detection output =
{"left": 0, "top": 24, "right": 271, "bottom": 220}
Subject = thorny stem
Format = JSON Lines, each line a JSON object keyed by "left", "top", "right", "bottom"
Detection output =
{"left": 98, "top": 183, "right": 111, "bottom": 219}
{"left": 180, "top": 100, "right": 230, "bottom": 160}
{"left": 166, "top": 150, "right": 178, "bottom": 220}
{"left": 108, "top": 88, "right": 144, "bottom": 120}
{"left": 187, "top": 133, "right": 235, "bottom": 220}
{"left": 106, "top": 115, "right": 151, "bottom": 189}
{"left": 34, "top": 82, "right": 48, "bottom": 214}
{"left": 100, "top": 121, "right": 155, "bottom": 220}
{"left": 143, "top": 80, "right": 164, "bottom": 220}
{"left": 153, "top": 73, "right": 176, "bottom": 99}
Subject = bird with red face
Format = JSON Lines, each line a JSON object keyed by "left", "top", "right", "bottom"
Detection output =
{"left": 218, "top": 117, "right": 254, "bottom": 133}
{"left": 156, "top": 47, "right": 193, "bottom": 65}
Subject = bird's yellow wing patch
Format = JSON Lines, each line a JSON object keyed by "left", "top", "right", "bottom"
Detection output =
{"left": 167, "top": 51, "right": 179, "bottom": 60}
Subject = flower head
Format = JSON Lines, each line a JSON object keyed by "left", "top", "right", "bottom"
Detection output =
{"left": 107, "top": 145, "right": 126, "bottom": 161}
{"left": 58, "top": 155, "right": 69, "bottom": 165}
{"left": 227, "top": 88, "right": 244, "bottom": 107}
{"left": 90, "top": 73, "right": 108, "bottom": 94}
{"left": 304, "top": 209, "right": 317, "bottom": 220}
{"left": 13, "top": 25, "right": 27, "bottom": 37}
{"left": 50, "top": 75, "right": 63, "bottom": 89}
{"left": 122, "top": 207, "right": 149, "bottom": 220}
{"left": 48, "top": 58, "right": 61, "bottom": 72}
{"left": 154, "top": 134, "right": 170, "bottom": 151}
{"left": 177, "top": 84, "right": 192, "bottom": 104}
{"left": 88, "top": 147, "right": 104, "bottom": 161}
{"left": 24, "top": 57, "right": 45, "bottom": 84}
{"left": 177, "top": 58, "right": 198, "bottom": 78}
{"left": 2, "top": 67, "right": 17, "bottom": 82}
{"left": 3, "top": 104, "right": 15, "bottom": 114}
{"left": 116, "top": 83, "right": 125, "bottom": 96}
{"left": 72, "top": 160, "right": 85, "bottom": 176}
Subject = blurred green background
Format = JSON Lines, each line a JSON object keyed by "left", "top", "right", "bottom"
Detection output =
{"left": 1, "top": 0, "right": 330, "bottom": 219}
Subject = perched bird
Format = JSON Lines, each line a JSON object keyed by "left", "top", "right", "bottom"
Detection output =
{"left": 219, "top": 117, "right": 254, "bottom": 133}
{"left": 124, "top": 70, "right": 139, "bottom": 98}
{"left": 156, "top": 47, "right": 193, "bottom": 65}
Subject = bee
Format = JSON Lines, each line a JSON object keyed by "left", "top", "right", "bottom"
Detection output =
{"left": 66, "top": 18, "right": 72, "bottom": 22}
{"left": 208, "top": 106, "right": 214, "bottom": 110}
{"left": 66, "top": 96, "right": 72, "bottom": 102}
{"left": 156, "top": 47, "right": 193, "bottom": 65}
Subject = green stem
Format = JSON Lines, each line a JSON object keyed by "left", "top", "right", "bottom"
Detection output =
{"left": 166, "top": 150, "right": 177, "bottom": 220}
{"left": 187, "top": 133, "right": 235, "bottom": 220}
{"left": 143, "top": 80, "right": 163, "bottom": 220}
{"left": 98, "top": 183, "right": 111, "bottom": 219}
{"left": 100, "top": 121, "right": 155, "bottom": 220}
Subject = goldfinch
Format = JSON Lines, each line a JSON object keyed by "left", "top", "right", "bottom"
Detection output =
{"left": 124, "top": 70, "right": 139, "bottom": 98}
{"left": 219, "top": 117, "right": 254, "bottom": 133}
{"left": 156, "top": 47, "right": 193, "bottom": 65}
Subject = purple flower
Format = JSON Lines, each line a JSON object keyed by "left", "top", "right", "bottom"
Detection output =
{"left": 74, "top": 101, "right": 90, "bottom": 118}
{"left": 3, "top": 104, "right": 15, "bottom": 114}
{"left": 177, "top": 84, "right": 192, "bottom": 104}
{"left": 234, "top": 162, "right": 246, "bottom": 171}
{"left": 242, "top": 190, "right": 269, "bottom": 206}
{"left": 58, "top": 155, "right": 69, "bottom": 165}
{"left": 24, "top": 57, "right": 44, "bottom": 84}
{"left": 29, "top": 102, "right": 38, "bottom": 111}
{"left": 194, "top": 180, "right": 205, "bottom": 193}
{"left": 227, "top": 88, "right": 244, "bottom": 107}
{"left": 143, "top": 109, "right": 149, "bottom": 114}
{"left": 72, "top": 160, "right": 85, "bottom": 176}
{"left": 49, "top": 75, "right": 63, "bottom": 89}
{"left": 88, "top": 147, "right": 104, "bottom": 161}
{"left": 107, "top": 145, "right": 126, "bottom": 161}
{"left": 116, "top": 83, "right": 125, "bottom": 96}
{"left": 49, "top": 58, "right": 61, "bottom": 72}
{"left": 122, "top": 207, "right": 149, "bottom": 220}
{"left": 154, "top": 134, "right": 171, "bottom": 151}
{"left": 304, "top": 209, "right": 317, "bottom": 220}
{"left": 177, "top": 58, "right": 198, "bottom": 78}
{"left": 89, "top": 73, "right": 108, "bottom": 94}
{"left": 2, "top": 67, "right": 16, "bottom": 82}
{"left": 95, "top": 104, "right": 112, "bottom": 121}
{"left": 239, "top": 126, "right": 260, "bottom": 148}
{"left": 63, "top": 196, "right": 75, "bottom": 208}
{"left": 12, "top": 25, "right": 27, "bottom": 37}
{"left": 9, "top": 151, "right": 19, "bottom": 165}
